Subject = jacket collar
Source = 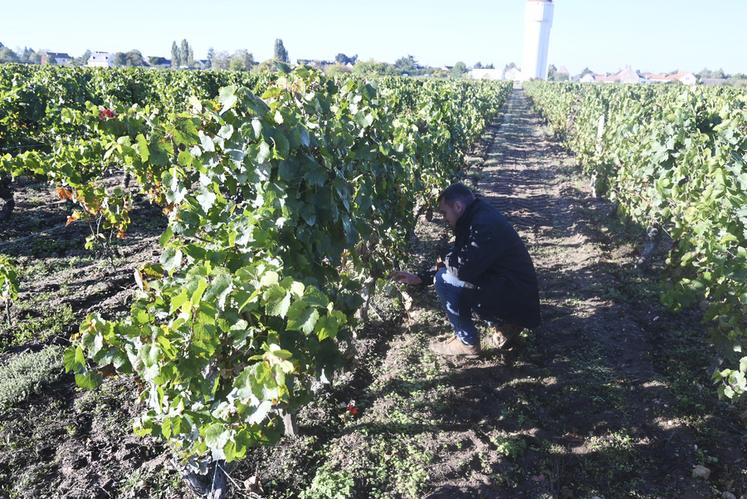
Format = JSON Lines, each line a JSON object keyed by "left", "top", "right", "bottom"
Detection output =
{"left": 455, "top": 198, "right": 480, "bottom": 235}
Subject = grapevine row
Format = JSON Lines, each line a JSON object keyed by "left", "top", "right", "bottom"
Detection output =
{"left": 525, "top": 81, "right": 747, "bottom": 398}
{"left": 5, "top": 66, "right": 510, "bottom": 467}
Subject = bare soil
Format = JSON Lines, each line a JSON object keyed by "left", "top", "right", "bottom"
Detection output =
{"left": 1, "top": 89, "right": 744, "bottom": 498}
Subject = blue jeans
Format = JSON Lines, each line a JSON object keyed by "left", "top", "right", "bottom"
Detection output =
{"left": 434, "top": 267, "right": 480, "bottom": 346}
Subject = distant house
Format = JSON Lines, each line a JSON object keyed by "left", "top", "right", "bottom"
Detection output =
{"left": 579, "top": 73, "right": 596, "bottom": 83}
{"left": 594, "top": 66, "right": 644, "bottom": 84}
{"left": 503, "top": 67, "right": 523, "bottom": 81}
{"left": 468, "top": 68, "right": 503, "bottom": 80}
{"left": 670, "top": 71, "right": 697, "bottom": 86}
{"left": 87, "top": 51, "right": 114, "bottom": 67}
{"left": 41, "top": 52, "right": 73, "bottom": 65}
{"left": 642, "top": 71, "right": 669, "bottom": 83}
{"left": 642, "top": 71, "right": 697, "bottom": 86}
{"left": 615, "top": 66, "right": 644, "bottom": 83}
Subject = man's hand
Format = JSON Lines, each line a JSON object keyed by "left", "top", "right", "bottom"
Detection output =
{"left": 389, "top": 271, "right": 422, "bottom": 285}
{"left": 435, "top": 256, "right": 446, "bottom": 269}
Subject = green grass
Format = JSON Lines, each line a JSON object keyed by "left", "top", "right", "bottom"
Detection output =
{"left": 0, "top": 303, "right": 75, "bottom": 348}
{"left": 0, "top": 345, "right": 64, "bottom": 410}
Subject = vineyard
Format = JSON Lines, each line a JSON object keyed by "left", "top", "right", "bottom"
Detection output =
{"left": 524, "top": 82, "right": 747, "bottom": 398}
{"left": 0, "top": 65, "right": 746, "bottom": 498}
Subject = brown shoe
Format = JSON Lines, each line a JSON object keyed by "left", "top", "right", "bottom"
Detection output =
{"left": 429, "top": 336, "right": 481, "bottom": 357}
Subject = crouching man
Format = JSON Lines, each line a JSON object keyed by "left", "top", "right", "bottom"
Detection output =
{"left": 392, "top": 183, "right": 541, "bottom": 357}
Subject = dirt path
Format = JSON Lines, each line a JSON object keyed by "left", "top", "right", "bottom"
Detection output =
{"left": 417, "top": 89, "right": 732, "bottom": 497}
{"left": 249, "top": 89, "right": 743, "bottom": 499}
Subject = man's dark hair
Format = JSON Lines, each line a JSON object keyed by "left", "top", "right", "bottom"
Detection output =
{"left": 438, "top": 183, "right": 475, "bottom": 206}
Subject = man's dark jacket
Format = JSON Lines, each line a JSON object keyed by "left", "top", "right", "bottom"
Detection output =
{"left": 446, "top": 198, "right": 541, "bottom": 328}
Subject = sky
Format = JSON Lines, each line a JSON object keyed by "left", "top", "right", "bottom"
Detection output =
{"left": 2, "top": 0, "right": 745, "bottom": 75}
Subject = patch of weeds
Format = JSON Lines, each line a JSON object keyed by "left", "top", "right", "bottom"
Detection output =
{"left": 649, "top": 327, "right": 713, "bottom": 415}
{"left": 73, "top": 376, "right": 137, "bottom": 439}
{"left": 581, "top": 430, "right": 637, "bottom": 479}
{"left": 490, "top": 433, "right": 528, "bottom": 460}
{"left": 564, "top": 347, "right": 627, "bottom": 412}
{"left": 299, "top": 464, "right": 355, "bottom": 499}
{"left": 67, "top": 255, "right": 88, "bottom": 268}
{"left": 30, "top": 237, "right": 75, "bottom": 257}
{"left": 619, "top": 272, "right": 661, "bottom": 301}
{"left": 0, "top": 345, "right": 64, "bottom": 409}
{"left": 600, "top": 286, "right": 625, "bottom": 301}
{"left": 117, "top": 462, "right": 185, "bottom": 498}
{"left": 1, "top": 303, "right": 75, "bottom": 348}
{"left": 693, "top": 445, "right": 719, "bottom": 467}
{"left": 544, "top": 440, "right": 567, "bottom": 456}
{"left": 22, "top": 255, "right": 90, "bottom": 279}
{"left": 304, "top": 433, "right": 433, "bottom": 498}
{"left": 473, "top": 450, "right": 489, "bottom": 475}
{"left": 0, "top": 394, "right": 70, "bottom": 495}
{"left": 7, "top": 460, "right": 58, "bottom": 497}
{"left": 368, "top": 391, "right": 439, "bottom": 430}
{"left": 494, "top": 389, "right": 539, "bottom": 429}
{"left": 249, "top": 435, "right": 321, "bottom": 495}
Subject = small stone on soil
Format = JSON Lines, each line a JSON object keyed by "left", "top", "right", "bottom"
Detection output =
{"left": 692, "top": 464, "right": 711, "bottom": 480}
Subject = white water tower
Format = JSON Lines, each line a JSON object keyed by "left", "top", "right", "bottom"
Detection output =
{"left": 521, "top": 0, "right": 554, "bottom": 80}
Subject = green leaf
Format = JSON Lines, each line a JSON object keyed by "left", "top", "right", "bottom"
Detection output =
{"left": 177, "top": 150, "right": 193, "bottom": 167}
{"left": 161, "top": 416, "right": 173, "bottom": 439}
{"left": 140, "top": 343, "right": 160, "bottom": 367}
{"left": 315, "top": 314, "right": 339, "bottom": 341}
{"left": 191, "top": 277, "right": 209, "bottom": 305}
{"left": 206, "top": 273, "right": 234, "bottom": 311}
{"left": 248, "top": 400, "right": 273, "bottom": 425}
{"left": 75, "top": 371, "right": 102, "bottom": 390}
{"left": 277, "top": 160, "right": 298, "bottom": 182}
{"left": 723, "top": 385, "right": 735, "bottom": 399}
{"left": 251, "top": 118, "right": 262, "bottom": 138}
{"left": 196, "top": 188, "right": 217, "bottom": 213}
{"left": 290, "top": 281, "right": 305, "bottom": 297}
{"left": 159, "top": 226, "right": 174, "bottom": 246}
{"left": 161, "top": 247, "right": 183, "bottom": 273}
{"left": 301, "top": 204, "right": 317, "bottom": 226}
{"left": 257, "top": 142, "right": 272, "bottom": 164}
{"left": 264, "top": 285, "right": 291, "bottom": 318}
{"left": 219, "top": 86, "right": 238, "bottom": 114}
{"left": 170, "top": 288, "right": 190, "bottom": 314}
{"left": 354, "top": 111, "right": 374, "bottom": 128}
{"left": 272, "top": 132, "right": 289, "bottom": 159}
{"left": 260, "top": 271, "right": 279, "bottom": 288}
{"left": 304, "top": 287, "right": 330, "bottom": 308}
{"left": 136, "top": 134, "right": 150, "bottom": 162}
{"left": 225, "top": 430, "right": 250, "bottom": 461}
{"left": 204, "top": 423, "right": 231, "bottom": 458}
{"left": 286, "top": 301, "right": 319, "bottom": 334}
{"left": 218, "top": 124, "right": 235, "bottom": 140}
{"left": 63, "top": 346, "right": 86, "bottom": 372}
{"left": 302, "top": 158, "right": 326, "bottom": 186}
{"left": 200, "top": 132, "right": 215, "bottom": 152}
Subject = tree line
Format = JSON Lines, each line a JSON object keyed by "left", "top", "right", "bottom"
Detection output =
{"left": 0, "top": 39, "right": 495, "bottom": 79}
